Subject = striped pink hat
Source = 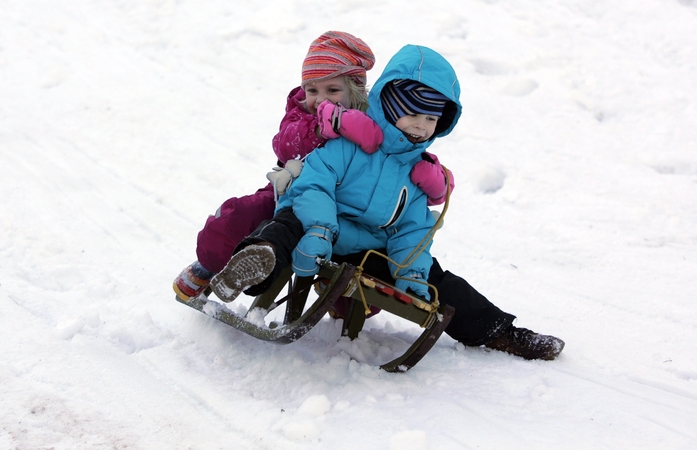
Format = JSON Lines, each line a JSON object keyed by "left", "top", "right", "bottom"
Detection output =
{"left": 301, "top": 31, "right": 375, "bottom": 87}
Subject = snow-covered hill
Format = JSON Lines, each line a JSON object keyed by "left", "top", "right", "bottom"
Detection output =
{"left": 1, "top": 0, "right": 696, "bottom": 448}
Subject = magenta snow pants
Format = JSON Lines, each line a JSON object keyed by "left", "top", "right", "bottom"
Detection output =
{"left": 196, "top": 183, "right": 276, "bottom": 274}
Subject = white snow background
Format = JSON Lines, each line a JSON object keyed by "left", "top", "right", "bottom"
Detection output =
{"left": 1, "top": 0, "right": 696, "bottom": 448}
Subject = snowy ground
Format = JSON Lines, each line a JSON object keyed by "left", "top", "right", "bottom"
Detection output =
{"left": 2, "top": 0, "right": 696, "bottom": 448}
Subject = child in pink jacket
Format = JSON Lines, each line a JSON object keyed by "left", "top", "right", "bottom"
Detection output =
{"left": 174, "top": 31, "right": 452, "bottom": 301}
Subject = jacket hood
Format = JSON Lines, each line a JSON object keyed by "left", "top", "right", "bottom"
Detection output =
{"left": 368, "top": 45, "right": 462, "bottom": 151}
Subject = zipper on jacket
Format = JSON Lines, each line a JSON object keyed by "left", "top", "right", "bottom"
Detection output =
{"left": 380, "top": 187, "right": 408, "bottom": 229}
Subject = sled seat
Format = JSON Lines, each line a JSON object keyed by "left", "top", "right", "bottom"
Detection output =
{"left": 248, "top": 259, "right": 455, "bottom": 372}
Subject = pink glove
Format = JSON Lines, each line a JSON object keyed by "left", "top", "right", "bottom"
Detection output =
{"left": 317, "top": 100, "right": 383, "bottom": 154}
{"left": 410, "top": 152, "right": 455, "bottom": 206}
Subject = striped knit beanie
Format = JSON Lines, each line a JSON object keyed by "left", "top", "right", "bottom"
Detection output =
{"left": 301, "top": 31, "right": 375, "bottom": 87}
{"left": 381, "top": 80, "right": 450, "bottom": 125}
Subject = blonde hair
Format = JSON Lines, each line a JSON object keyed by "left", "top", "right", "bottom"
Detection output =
{"left": 346, "top": 76, "right": 370, "bottom": 112}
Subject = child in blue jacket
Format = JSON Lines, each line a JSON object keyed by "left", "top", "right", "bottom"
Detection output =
{"left": 210, "top": 44, "right": 565, "bottom": 361}
{"left": 212, "top": 44, "right": 458, "bottom": 302}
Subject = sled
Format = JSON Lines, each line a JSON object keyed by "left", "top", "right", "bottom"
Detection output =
{"left": 175, "top": 259, "right": 454, "bottom": 372}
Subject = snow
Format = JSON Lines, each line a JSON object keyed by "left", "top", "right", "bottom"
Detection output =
{"left": 1, "top": 0, "right": 696, "bottom": 448}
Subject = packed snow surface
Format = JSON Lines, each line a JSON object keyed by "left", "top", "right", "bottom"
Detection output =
{"left": 1, "top": 0, "right": 696, "bottom": 448}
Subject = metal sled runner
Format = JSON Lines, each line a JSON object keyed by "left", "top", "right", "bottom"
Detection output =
{"left": 175, "top": 259, "right": 454, "bottom": 372}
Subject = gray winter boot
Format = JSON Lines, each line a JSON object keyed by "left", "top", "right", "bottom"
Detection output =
{"left": 210, "top": 244, "right": 276, "bottom": 303}
{"left": 484, "top": 326, "right": 565, "bottom": 360}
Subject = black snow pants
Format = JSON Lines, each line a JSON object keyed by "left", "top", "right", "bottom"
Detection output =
{"left": 235, "top": 208, "right": 516, "bottom": 346}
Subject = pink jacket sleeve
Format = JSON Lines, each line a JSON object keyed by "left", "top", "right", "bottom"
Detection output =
{"left": 272, "top": 87, "right": 327, "bottom": 165}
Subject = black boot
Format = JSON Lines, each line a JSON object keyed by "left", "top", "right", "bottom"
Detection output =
{"left": 484, "top": 326, "right": 565, "bottom": 360}
{"left": 210, "top": 244, "right": 276, "bottom": 302}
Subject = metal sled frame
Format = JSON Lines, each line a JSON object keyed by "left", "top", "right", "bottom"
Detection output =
{"left": 175, "top": 260, "right": 454, "bottom": 372}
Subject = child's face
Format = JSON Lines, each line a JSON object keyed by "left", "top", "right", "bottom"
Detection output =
{"left": 395, "top": 114, "right": 439, "bottom": 143}
{"left": 304, "top": 77, "right": 352, "bottom": 114}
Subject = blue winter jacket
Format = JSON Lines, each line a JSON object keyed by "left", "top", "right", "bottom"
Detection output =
{"left": 278, "top": 44, "right": 462, "bottom": 280}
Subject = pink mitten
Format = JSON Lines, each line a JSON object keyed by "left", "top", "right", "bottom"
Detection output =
{"left": 317, "top": 100, "right": 342, "bottom": 140}
{"left": 410, "top": 152, "right": 455, "bottom": 206}
{"left": 317, "top": 100, "right": 383, "bottom": 154}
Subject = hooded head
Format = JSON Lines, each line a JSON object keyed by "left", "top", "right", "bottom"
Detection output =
{"left": 301, "top": 31, "right": 375, "bottom": 88}
{"left": 369, "top": 45, "right": 461, "bottom": 143}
